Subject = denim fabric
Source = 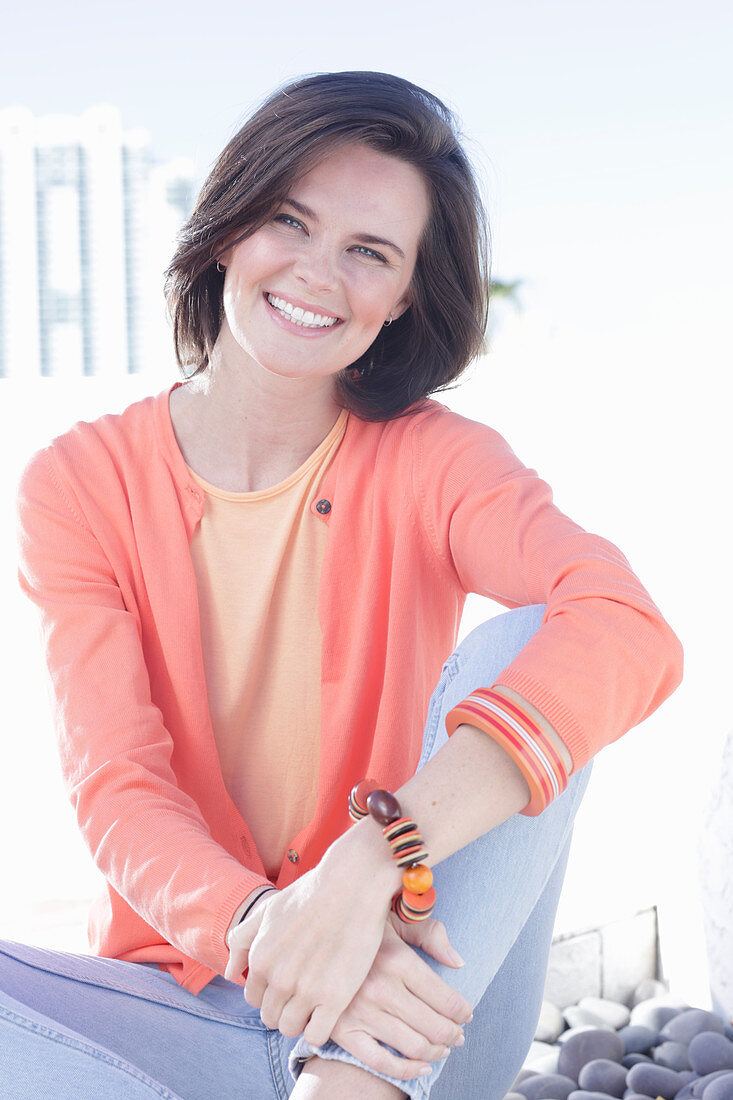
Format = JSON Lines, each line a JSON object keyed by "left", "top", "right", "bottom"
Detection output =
{"left": 0, "top": 605, "right": 591, "bottom": 1099}
{"left": 288, "top": 605, "right": 592, "bottom": 1097}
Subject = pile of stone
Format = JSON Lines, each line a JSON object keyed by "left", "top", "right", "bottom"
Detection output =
{"left": 508, "top": 982, "right": 733, "bottom": 1100}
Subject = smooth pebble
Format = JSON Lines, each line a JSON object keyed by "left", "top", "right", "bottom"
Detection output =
{"left": 633, "top": 980, "right": 671, "bottom": 1005}
{"left": 631, "top": 1001, "right": 688, "bottom": 1034}
{"left": 579, "top": 998, "right": 631, "bottom": 1031}
{"left": 565, "top": 1007, "right": 615, "bottom": 1032}
{"left": 626, "top": 1062, "right": 684, "bottom": 1099}
{"left": 661, "top": 1011, "right": 726, "bottom": 1045}
{"left": 558, "top": 1030, "right": 625, "bottom": 1083}
{"left": 623, "top": 1055, "right": 654, "bottom": 1068}
{"left": 525, "top": 1041, "right": 557, "bottom": 1067}
{"left": 675, "top": 1086, "right": 696, "bottom": 1100}
{"left": 516, "top": 1073, "right": 578, "bottom": 1100}
{"left": 689, "top": 1033, "right": 733, "bottom": 1076}
{"left": 693, "top": 1072, "right": 733, "bottom": 1096}
{"left": 654, "top": 1042, "right": 693, "bottom": 1071}
{"left": 578, "top": 1059, "right": 627, "bottom": 1097}
{"left": 560, "top": 1027, "right": 607, "bottom": 1045}
{"left": 569, "top": 1092, "right": 621, "bottom": 1100}
{"left": 512, "top": 1069, "right": 538, "bottom": 1088}
{"left": 702, "top": 1073, "right": 733, "bottom": 1100}
{"left": 537, "top": 1001, "right": 566, "bottom": 1044}
{"left": 620, "top": 1026, "right": 659, "bottom": 1055}
{"left": 530, "top": 1050, "right": 562, "bottom": 1075}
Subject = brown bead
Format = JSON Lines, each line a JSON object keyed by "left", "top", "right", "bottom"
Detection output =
{"left": 366, "top": 788, "right": 401, "bottom": 825}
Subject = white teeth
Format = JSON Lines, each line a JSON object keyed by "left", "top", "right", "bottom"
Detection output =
{"left": 266, "top": 294, "right": 339, "bottom": 328}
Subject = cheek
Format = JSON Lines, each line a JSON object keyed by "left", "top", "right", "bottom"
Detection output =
{"left": 344, "top": 270, "right": 397, "bottom": 327}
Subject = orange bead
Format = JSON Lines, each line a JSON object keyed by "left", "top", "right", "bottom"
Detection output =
{"left": 401, "top": 886, "right": 436, "bottom": 912}
{"left": 402, "top": 864, "right": 433, "bottom": 894}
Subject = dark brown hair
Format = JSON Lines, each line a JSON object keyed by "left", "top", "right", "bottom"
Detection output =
{"left": 165, "top": 71, "right": 490, "bottom": 421}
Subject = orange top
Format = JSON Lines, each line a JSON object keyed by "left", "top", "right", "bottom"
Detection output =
{"left": 188, "top": 410, "right": 347, "bottom": 879}
{"left": 16, "top": 383, "right": 683, "bottom": 993}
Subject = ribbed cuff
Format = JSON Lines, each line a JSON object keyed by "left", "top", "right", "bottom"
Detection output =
{"left": 445, "top": 687, "right": 570, "bottom": 815}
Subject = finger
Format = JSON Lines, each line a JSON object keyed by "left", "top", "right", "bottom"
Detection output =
{"left": 224, "top": 943, "right": 251, "bottom": 983}
{"left": 259, "top": 984, "right": 296, "bottom": 1031}
{"left": 349, "top": 959, "right": 466, "bottom": 1049}
{"left": 400, "top": 954, "right": 473, "bottom": 1024}
{"left": 243, "top": 969, "right": 267, "bottom": 1009}
{"left": 302, "top": 1004, "right": 338, "bottom": 1049}
{"left": 378, "top": 988, "right": 467, "bottom": 1051}
{"left": 331, "top": 1025, "right": 434, "bottom": 1083}
{"left": 276, "top": 997, "right": 312, "bottom": 1039}
{"left": 224, "top": 923, "right": 257, "bottom": 982}
{"left": 397, "top": 917, "right": 465, "bottom": 968}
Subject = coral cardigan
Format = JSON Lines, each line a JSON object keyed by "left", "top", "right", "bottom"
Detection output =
{"left": 16, "top": 383, "right": 683, "bottom": 994}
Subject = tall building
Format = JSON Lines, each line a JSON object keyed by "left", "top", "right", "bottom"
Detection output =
{"left": 0, "top": 105, "right": 196, "bottom": 379}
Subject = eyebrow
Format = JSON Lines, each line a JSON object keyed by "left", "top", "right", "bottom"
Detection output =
{"left": 283, "top": 198, "right": 406, "bottom": 260}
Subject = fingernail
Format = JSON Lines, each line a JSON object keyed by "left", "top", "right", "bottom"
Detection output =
{"left": 418, "top": 1065, "right": 432, "bottom": 1076}
{"left": 447, "top": 948, "right": 465, "bottom": 966}
{"left": 454, "top": 1033, "right": 465, "bottom": 1046}
{"left": 467, "top": 1012, "right": 474, "bottom": 1023}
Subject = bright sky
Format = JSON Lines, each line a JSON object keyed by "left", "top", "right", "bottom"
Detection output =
{"left": 2, "top": 0, "right": 731, "bottom": 1004}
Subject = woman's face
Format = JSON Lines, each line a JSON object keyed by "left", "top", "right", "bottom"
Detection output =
{"left": 217, "top": 143, "right": 430, "bottom": 388}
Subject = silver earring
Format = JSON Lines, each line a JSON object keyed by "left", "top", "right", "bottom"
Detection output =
{"left": 383, "top": 313, "right": 393, "bottom": 327}
{"left": 216, "top": 261, "right": 225, "bottom": 273}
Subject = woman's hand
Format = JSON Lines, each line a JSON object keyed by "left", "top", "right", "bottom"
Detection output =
{"left": 225, "top": 833, "right": 400, "bottom": 1046}
{"left": 328, "top": 915, "right": 474, "bottom": 1081}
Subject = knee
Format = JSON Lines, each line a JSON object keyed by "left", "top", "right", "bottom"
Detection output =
{"left": 455, "top": 604, "right": 545, "bottom": 672}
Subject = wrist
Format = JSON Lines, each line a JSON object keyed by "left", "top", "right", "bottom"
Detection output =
{"left": 324, "top": 815, "right": 403, "bottom": 899}
{"left": 225, "top": 884, "right": 277, "bottom": 949}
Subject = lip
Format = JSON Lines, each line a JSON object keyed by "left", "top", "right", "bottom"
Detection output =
{"left": 262, "top": 293, "right": 345, "bottom": 339}
{"left": 263, "top": 290, "right": 343, "bottom": 323}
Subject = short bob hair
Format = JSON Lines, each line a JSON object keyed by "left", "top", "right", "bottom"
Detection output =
{"left": 165, "top": 71, "right": 490, "bottom": 421}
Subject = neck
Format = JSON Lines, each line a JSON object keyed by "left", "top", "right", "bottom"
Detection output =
{"left": 170, "top": 343, "right": 345, "bottom": 494}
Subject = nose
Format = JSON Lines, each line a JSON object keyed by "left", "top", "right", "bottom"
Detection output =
{"left": 292, "top": 240, "right": 339, "bottom": 294}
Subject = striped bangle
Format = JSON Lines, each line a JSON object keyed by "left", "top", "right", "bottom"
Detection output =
{"left": 445, "top": 687, "right": 570, "bottom": 815}
{"left": 348, "top": 780, "right": 436, "bottom": 924}
{"left": 236, "top": 885, "right": 278, "bottom": 926}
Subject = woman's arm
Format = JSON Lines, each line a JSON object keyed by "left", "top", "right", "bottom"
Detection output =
{"left": 412, "top": 407, "right": 684, "bottom": 772}
{"left": 225, "top": 713, "right": 542, "bottom": 1038}
{"left": 17, "top": 446, "right": 271, "bottom": 979}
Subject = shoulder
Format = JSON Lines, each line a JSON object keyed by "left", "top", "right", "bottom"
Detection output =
{"left": 18, "top": 388, "right": 172, "bottom": 503}
{"left": 18, "top": 387, "right": 172, "bottom": 523}
{"left": 375, "top": 399, "right": 531, "bottom": 483}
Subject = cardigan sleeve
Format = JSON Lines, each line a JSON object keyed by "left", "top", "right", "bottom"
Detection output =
{"left": 412, "top": 408, "right": 683, "bottom": 771}
{"left": 16, "top": 447, "right": 270, "bottom": 978}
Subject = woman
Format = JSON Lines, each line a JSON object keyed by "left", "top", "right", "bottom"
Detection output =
{"left": 2, "top": 71, "right": 682, "bottom": 1099}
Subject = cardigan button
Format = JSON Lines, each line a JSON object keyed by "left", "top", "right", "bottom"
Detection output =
{"left": 287, "top": 849, "right": 299, "bottom": 864}
{"left": 315, "top": 499, "right": 331, "bottom": 515}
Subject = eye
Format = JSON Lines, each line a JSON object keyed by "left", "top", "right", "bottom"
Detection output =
{"left": 351, "top": 244, "right": 388, "bottom": 263}
{"left": 273, "top": 213, "right": 305, "bottom": 230}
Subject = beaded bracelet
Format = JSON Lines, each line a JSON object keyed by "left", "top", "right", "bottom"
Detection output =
{"left": 348, "top": 779, "right": 436, "bottom": 923}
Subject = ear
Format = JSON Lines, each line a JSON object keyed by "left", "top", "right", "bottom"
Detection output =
{"left": 215, "top": 228, "right": 245, "bottom": 270}
{"left": 391, "top": 288, "right": 413, "bottom": 322}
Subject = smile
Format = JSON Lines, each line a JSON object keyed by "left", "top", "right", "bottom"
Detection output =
{"left": 265, "top": 293, "right": 341, "bottom": 329}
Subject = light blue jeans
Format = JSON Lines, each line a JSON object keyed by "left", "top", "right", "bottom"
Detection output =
{"left": 0, "top": 605, "right": 591, "bottom": 1099}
